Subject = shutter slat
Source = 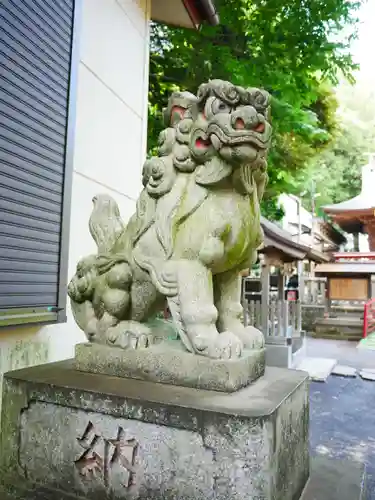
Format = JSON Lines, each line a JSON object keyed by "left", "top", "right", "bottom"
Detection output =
{"left": 0, "top": 234, "right": 59, "bottom": 253}
{"left": 0, "top": 79, "right": 66, "bottom": 130}
{"left": 0, "top": 155, "right": 63, "bottom": 189}
{"left": 0, "top": 271, "right": 58, "bottom": 284}
{"left": 0, "top": 52, "right": 68, "bottom": 111}
{"left": 0, "top": 162, "right": 62, "bottom": 195}
{"left": 9, "top": 0, "right": 72, "bottom": 57}
{"left": 0, "top": 283, "right": 58, "bottom": 294}
{"left": 2, "top": 103, "right": 65, "bottom": 147}
{"left": 0, "top": 41, "right": 68, "bottom": 98}
{"left": 0, "top": 295, "right": 58, "bottom": 308}
{"left": 1, "top": 113, "right": 65, "bottom": 157}
{"left": 0, "top": 0, "right": 74, "bottom": 312}
{"left": 1, "top": 210, "right": 61, "bottom": 235}
{"left": 0, "top": 170, "right": 62, "bottom": 203}
{"left": 0, "top": 196, "right": 61, "bottom": 223}
{"left": 0, "top": 259, "right": 57, "bottom": 274}
{"left": 0, "top": 223, "right": 60, "bottom": 245}
{"left": 0, "top": 137, "right": 64, "bottom": 174}
{"left": 1, "top": 247, "right": 59, "bottom": 264}
{"left": 36, "top": 0, "right": 73, "bottom": 28}
{"left": 1, "top": 4, "right": 71, "bottom": 70}
{"left": 0, "top": 72, "right": 66, "bottom": 123}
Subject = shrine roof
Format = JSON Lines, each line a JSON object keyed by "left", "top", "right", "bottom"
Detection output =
{"left": 260, "top": 217, "right": 330, "bottom": 263}
{"left": 323, "top": 194, "right": 375, "bottom": 215}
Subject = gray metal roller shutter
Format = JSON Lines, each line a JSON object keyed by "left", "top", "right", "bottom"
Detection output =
{"left": 0, "top": 0, "right": 78, "bottom": 327}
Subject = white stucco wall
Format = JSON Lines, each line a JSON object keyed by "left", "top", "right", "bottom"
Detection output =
{"left": 0, "top": 0, "right": 151, "bottom": 403}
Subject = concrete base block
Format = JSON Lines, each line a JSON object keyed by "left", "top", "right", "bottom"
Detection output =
{"left": 0, "top": 361, "right": 309, "bottom": 500}
{"left": 74, "top": 342, "right": 265, "bottom": 393}
{"left": 265, "top": 343, "right": 291, "bottom": 368}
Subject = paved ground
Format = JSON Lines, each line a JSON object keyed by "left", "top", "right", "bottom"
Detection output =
{"left": 307, "top": 338, "right": 375, "bottom": 498}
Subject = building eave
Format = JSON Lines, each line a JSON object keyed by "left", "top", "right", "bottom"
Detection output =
{"left": 260, "top": 217, "right": 330, "bottom": 263}
{"left": 183, "top": 0, "right": 219, "bottom": 27}
{"left": 151, "top": 0, "right": 219, "bottom": 29}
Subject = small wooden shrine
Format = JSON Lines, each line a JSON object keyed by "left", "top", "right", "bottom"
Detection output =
{"left": 315, "top": 259, "right": 375, "bottom": 303}
{"left": 313, "top": 253, "right": 375, "bottom": 340}
{"left": 242, "top": 216, "right": 329, "bottom": 368}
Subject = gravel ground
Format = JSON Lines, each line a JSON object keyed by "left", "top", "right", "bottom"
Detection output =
{"left": 307, "top": 338, "right": 375, "bottom": 498}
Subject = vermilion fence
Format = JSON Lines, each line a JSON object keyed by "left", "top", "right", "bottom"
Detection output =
{"left": 363, "top": 298, "right": 375, "bottom": 338}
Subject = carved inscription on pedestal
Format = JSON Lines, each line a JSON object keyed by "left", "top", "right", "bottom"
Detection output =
{"left": 75, "top": 421, "right": 138, "bottom": 489}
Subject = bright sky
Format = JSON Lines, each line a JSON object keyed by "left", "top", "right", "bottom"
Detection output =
{"left": 351, "top": 1, "right": 375, "bottom": 84}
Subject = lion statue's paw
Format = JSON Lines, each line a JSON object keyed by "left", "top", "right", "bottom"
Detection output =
{"left": 105, "top": 321, "right": 153, "bottom": 350}
{"left": 233, "top": 325, "right": 265, "bottom": 350}
{"left": 213, "top": 331, "right": 243, "bottom": 360}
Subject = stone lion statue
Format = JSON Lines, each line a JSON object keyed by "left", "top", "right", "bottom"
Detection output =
{"left": 68, "top": 79, "right": 271, "bottom": 360}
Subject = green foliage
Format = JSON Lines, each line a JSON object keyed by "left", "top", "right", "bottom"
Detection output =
{"left": 294, "top": 76, "right": 375, "bottom": 216}
{"left": 148, "top": 0, "right": 363, "bottom": 219}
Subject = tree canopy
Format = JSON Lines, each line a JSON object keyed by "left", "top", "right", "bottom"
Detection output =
{"left": 293, "top": 76, "right": 375, "bottom": 216}
{"left": 148, "top": 0, "right": 364, "bottom": 219}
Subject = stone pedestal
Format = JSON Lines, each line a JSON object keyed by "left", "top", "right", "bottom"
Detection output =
{"left": 74, "top": 342, "right": 265, "bottom": 392}
{"left": 0, "top": 361, "right": 309, "bottom": 500}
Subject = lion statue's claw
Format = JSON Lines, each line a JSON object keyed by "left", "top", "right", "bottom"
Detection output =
{"left": 195, "top": 331, "right": 243, "bottom": 360}
{"left": 105, "top": 321, "right": 153, "bottom": 350}
{"left": 233, "top": 326, "right": 265, "bottom": 350}
{"left": 216, "top": 331, "right": 243, "bottom": 359}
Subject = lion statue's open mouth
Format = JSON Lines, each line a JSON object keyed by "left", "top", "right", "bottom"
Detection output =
{"left": 208, "top": 122, "right": 269, "bottom": 151}
{"left": 186, "top": 80, "right": 271, "bottom": 170}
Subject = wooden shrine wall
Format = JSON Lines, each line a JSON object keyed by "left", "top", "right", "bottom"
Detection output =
{"left": 329, "top": 277, "right": 369, "bottom": 301}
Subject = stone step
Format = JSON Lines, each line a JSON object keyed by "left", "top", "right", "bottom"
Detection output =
{"left": 295, "top": 357, "right": 337, "bottom": 381}
{"left": 315, "top": 316, "right": 363, "bottom": 326}
{"left": 331, "top": 305, "right": 364, "bottom": 315}
{"left": 301, "top": 455, "right": 367, "bottom": 500}
{"left": 313, "top": 316, "right": 363, "bottom": 341}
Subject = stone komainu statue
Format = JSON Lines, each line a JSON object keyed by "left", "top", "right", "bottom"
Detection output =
{"left": 68, "top": 79, "right": 272, "bottom": 360}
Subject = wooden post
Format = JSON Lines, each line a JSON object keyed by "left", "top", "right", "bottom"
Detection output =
{"left": 277, "top": 269, "right": 285, "bottom": 301}
{"left": 277, "top": 266, "right": 290, "bottom": 337}
{"left": 371, "top": 276, "right": 375, "bottom": 299}
{"left": 283, "top": 299, "right": 289, "bottom": 338}
{"left": 261, "top": 261, "right": 270, "bottom": 337}
{"left": 296, "top": 299, "right": 302, "bottom": 335}
{"left": 325, "top": 277, "right": 331, "bottom": 316}
{"left": 241, "top": 276, "right": 248, "bottom": 326}
{"left": 276, "top": 270, "right": 285, "bottom": 336}
{"left": 299, "top": 266, "right": 305, "bottom": 304}
{"left": 242, "top": 296, "right": 248, "bottom": 327}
